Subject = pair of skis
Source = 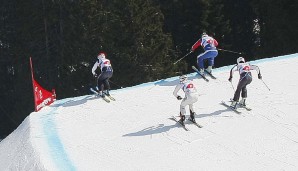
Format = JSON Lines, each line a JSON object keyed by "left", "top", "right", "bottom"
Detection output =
{"left": 170, "top": 116, "right": 203, "bottom": 131}
{"left": 192, "top": 66, "right": 252, "bottom": 114}
{"left": 221, "top": 101, "right": 252, "bottom": 114}
{"left": 192, "top": 66, "right": 216, "bottom": 82}
{"left": 90, "top": 87, "right": 115, "bottom": 103}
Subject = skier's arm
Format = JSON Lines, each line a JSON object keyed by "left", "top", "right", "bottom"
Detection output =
{"left": 213, "top": 38, "right": 218, "bottom": 47}
{"left": 250, "top": 65, "right": 260, "bottom": 74}
{"left": 173, "top": 84, "right": 183, "bottom": 98}
{"left": 228, "top": 64, "right": 237, "bottom": 81}
{"left": 92, "top": 61, "right": 99, "bottom": 75}
{"left": 250, "top": 65, "right": 262, "bottom": 79}
{"left": 191, "top": 39, "right": 202, "bottom": 52}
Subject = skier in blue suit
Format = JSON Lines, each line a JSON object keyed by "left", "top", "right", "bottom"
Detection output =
{"left": 191, "top": 32, "right": 219, "bottom": 75}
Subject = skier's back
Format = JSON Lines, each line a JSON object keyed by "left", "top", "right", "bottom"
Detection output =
{"left": 92, "top": 52, "right": 113, "bottom": 97}
{"left": 191, "top": 32, "right": 219, "bottom": 74}
{"left": 228, "top": 57, "right": 262, "bottom": 108}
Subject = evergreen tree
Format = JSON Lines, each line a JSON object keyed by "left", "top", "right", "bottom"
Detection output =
{"left": 159, "top": 0, "right": 207, "bottom": 69}
{"left": 160, "top": 0, "right": 231, "bottom": 69}
{"left": 81, "top": 0, "right": 180, "bottom": 86}
{"left": 222, "top": 0, "right": 257, "bottom": 62}
{"left": 0, "top": 0, "right": 20, "bottom": 137}
{"left": 253, "top": 0, "right": 298, "bottom": 57}
{"left": 204, "top": 0, "right": 232, "bottom": 67}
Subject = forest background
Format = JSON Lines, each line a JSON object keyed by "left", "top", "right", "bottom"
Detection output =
{"left": 1, "top": 0, "right": 298, "bottom": 138}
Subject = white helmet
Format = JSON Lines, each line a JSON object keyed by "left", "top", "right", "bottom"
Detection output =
{"left": 201, "top": 32, "right": 208, "bottom": 38}
{"left": 179, "top": 75, "right": 188, "bottom": 83}
{"left": 97, "top": 52, "right": 106, "bottom": 61}
{"left": 237, "top": 57, "right": 245, "bottom": 64}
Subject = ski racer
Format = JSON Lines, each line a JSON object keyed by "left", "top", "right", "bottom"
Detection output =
{"left": 173, "top": 75, "right": 199, "bottom": 123}
{"left": 191, "top": 32, "right": 218, "bottom": 75}
{"left": 92, "top": 52, "right": 113, "bottom": 97}
{"left": 228, "top": 57, "right": 262, "bottom": 108}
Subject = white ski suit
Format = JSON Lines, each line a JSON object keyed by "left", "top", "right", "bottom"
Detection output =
{"left": 173, "top": 80, "right": 198, "bottom": 115}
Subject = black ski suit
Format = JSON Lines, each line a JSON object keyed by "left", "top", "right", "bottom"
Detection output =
{"left": 92, "top": 58, "right": 113, "bottom": 92}
{"left": 229, "top": 63, "right": 261, "bottom": 102}
{"left": 97, "top": 67, "right": 113, "bottom": 91}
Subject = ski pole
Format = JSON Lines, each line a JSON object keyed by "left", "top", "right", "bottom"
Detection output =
{"left": 217, "top": 48, "right": 243, "bottom": 55}
{"left": 260, "top": 79, "right": 270, "bottom": 91}
{"left": 230, "top": 81, "right": 235, "bottom": 91}
{"left": 173, "top": 51, "right": 193, "bottom": 65}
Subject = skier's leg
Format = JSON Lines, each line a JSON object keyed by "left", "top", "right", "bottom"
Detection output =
{"left": 206, "top": 51, "right": 218, "bottom": 70}
{"left": 241, "top": 86, "right": 247, "bottom": 99}
{"left": 180, "top": 98, "right": 190, "bottom": 122}
{"left": 239, "top": 86, "right": 247, "bottom": 106}
{"left": 188, "top": 95, "right": 198, "bottom": 112}
{"left": 197, "top": 58, "right": 205, "bottom": 74}
{"left": 231, "top": 80, "right": 246, "bottom": 108}
{"left": 187, "top": 95, "right": 198, "bottom": 121}
{"left": 197, "top": 51, "right": 210, "bottom": 73}
{"left": 233, "top": 85, "right": 242, "bottom": 102}
{"left": 179, "top": 104, "right": 186, "bottom": 121}
{"left": 241, "top": 77, "right": 252, "bottom": 98}
{"left": 189, "top": 104, "right": 194, "bottom": 113}
{"left": 103, "top": 79, "right": 109, "bottom": 91}
{"left": 103, "top": 71, "right": 113, "bottom": 95}
{"left": 179, "top": 112, "right": 185, "bottom": 123}
{"left": 97, "top": 73, "right": 107, "bottom": 96}
{"left": 239, "top": 77, "right": 252, "bottom": 106}
{"left": 189, "top": 104, "right": 196, "bottom": 121}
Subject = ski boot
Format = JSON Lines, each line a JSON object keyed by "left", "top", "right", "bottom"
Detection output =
{"left": 98, "top": 91, "right": 105, "bottom": 98}
{"left": 104, "top": 90, "right": 110, "bottom": 96}
{"left": 199, "top": 68, "right": 205, "bottom": 76}
{"left": 179, "top": 113, "right": 186, "bottom": 125}
{"left": 206, "top": 66, "right": 212, "bottom": 73}
{"left": 239, "top": 98, "right": 246, "bottom": 107}
{"left": 230, "top": 100, "right": 238, "bottom": 109}
{"left": 189, "top": 110, "right": 196, "bottom": 122}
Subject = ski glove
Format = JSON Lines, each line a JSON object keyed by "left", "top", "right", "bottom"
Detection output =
{"left": 228, "top": 77, "right": 232, "bottom": 82}
{"left": 258, "top": 73, "right": 262, "bottom": 79}
{"left": 177, "top": 96, "right": 182, "bottom": 100}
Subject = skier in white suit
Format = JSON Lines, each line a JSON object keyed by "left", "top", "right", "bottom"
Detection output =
{"left": 173, "top": 75, "right": 199, "bottom": 123}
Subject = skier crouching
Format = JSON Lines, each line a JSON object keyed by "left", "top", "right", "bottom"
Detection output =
{"left": 173, "top": 75, "right": 199, "bottom": 123}
{"left": 92, "top": 52, "right": 113, "bottom": 97}
{"left": 228, "top": 57, "right": 262, "bottom": 108}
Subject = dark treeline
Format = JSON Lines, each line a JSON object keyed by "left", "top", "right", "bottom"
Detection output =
{"left": 1, "top": 0, "right": 298, "bottom": 138}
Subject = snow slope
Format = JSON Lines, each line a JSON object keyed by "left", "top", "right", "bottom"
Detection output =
{"left": 1, "top": 53, "right": 298, "bottom": 171}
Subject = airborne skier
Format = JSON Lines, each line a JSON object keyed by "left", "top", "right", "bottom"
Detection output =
{"left": 228, "top": 57, "right": 262, "bottom": 109}
{"left": 190, "top": 32, "right": 219, "bottom": 75}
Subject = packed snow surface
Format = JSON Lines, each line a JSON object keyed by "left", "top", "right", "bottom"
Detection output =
{"left": 1, "top": 53, "right": 298, "bottom": 171}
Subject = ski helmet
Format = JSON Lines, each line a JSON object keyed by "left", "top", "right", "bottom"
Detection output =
{"left": 179, "top": 75, "right": 188, "bottom": 83}
{"left": 237, "top": 57, "right": 245, "bottom": 64}
{"left": 201, "top": 32, "right": 208, "bottom": 38}
{"left": 97, "top": 52, "right": 106, "bottom": 61}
